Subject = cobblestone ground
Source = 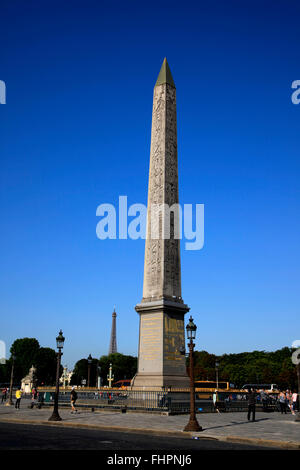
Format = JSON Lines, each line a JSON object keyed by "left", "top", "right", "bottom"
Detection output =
{"left": 0, "top": 403, "right": 299, "bottom": 446}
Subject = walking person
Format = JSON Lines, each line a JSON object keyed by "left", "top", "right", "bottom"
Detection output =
{"left": 213, "top": 391, "right": 220, "bottom": 413}
{"left": 70, "top": 386, "right": 78, "bottom": 414}
{"left": 31, "top": 387, "right": 37, "bottom": 401}
{"left": 286, "top": 390, "right": 292, "bottom": 413}
{"left": 1, "top": 387, "right": 7, "bottom": 404}
{"left": 260, "top": 389, "right": 268, "bottom": 412}
{"left": 291, "top": 391, "right": 298, "bottom": 416}
{"left": 15, "top": 388, "right": 22, "bottom": 409}
{"left": 279, "top": 391, "right": 287, "bottom": 414}
{"left": 247, "top": 388, "right": 256, "bottom": 422}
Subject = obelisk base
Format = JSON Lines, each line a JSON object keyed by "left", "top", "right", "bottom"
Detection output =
{"left": 132, "top": 299, "right": 190, "bottom": 390}
{"left": 132, "top": 373, "right": 190, "bottom": 389}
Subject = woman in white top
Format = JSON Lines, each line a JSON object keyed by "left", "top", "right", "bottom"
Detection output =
{"left": 291, "top": 391, "right": 298, "bottom": 415}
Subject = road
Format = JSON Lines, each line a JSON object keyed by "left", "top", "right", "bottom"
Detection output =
{"left": 0, "top": 422, "right": 276, "bottom": 451}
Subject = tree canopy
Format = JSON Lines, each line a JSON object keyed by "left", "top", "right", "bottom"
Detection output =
{"left": 70, "top": 357, "right": 99, "bottom": 386}
{"left": 98, "top": 353, "right": 137, "bottom": 385}
{"left": 71, "top": 353, "right": 137, "bottom": 386}
{"left": 191, "top": 347, "right": 297, "bottom": 390}
{"left": 0, "top": 338, "right": 59, "bottom": 386}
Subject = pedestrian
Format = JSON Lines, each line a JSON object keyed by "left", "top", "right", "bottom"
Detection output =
{"left": 15, "top": 388, "right": 22, "bottom": 409}
{"left": 1, "top": 387, "right": 7, "bottom": 403}
{"left": 286, "top": 390, "right": 292, "bottom": 413}
{"left": 291, "top": 391, "right": 298, "bottom": 416}
{"left": 279, "top": 391, "right": 286, "bottom": 414}
{"left": 70, "top": 386, "right": 78, "bottom": 414}
{"left": 32, "top": 387, "right": 38, "bottom": 402}
{"left": 213, "top": 391, "right": 220, "bottom": 413}
{"left": 260, "top": 388, "right": 268, "bottom": 412}
{"left": 247, "top": 388, "right": 256, "bottom": 422}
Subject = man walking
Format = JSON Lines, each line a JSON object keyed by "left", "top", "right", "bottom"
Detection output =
{"left": 279, "top": 391, "right": 287, "bottom": 414}
{"left": 70, "top": 386, "right": 78, "bottom": 414}
{"left": 1, "top": 387, "right": 7, "bottom": 404}
{"left": 247, "top": 388, "right": 256, "bottom": 422}
{"left": 260, "top": 389, "right": 268, "bottom": 412}
{"left": 15, "top": 388, "right": 22, "bottom": 409}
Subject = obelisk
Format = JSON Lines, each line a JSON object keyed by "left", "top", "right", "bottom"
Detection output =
{"left": 108, "top": 308, "right": 117, "bottom": 355}
{"left": 133, "top": 58, "right": 190, "bottom": 389}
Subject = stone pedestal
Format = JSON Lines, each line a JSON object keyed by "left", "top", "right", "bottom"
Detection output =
{"left": 133, "top": 300, "right": 190, "bottom": 389}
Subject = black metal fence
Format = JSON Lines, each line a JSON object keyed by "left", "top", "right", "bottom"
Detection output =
{"left": 28, "top": 389, "right": 294, "bottom": 414}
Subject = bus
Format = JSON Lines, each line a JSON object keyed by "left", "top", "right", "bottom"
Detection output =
{"left": 194, "top": 381, "right": 233, "bottom": 391}
{"left": 241, "top": 384, "right": 279, "bottom": 392}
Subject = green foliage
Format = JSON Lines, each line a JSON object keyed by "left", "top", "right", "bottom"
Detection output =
{"left": 0, "top": 362, "right": 10, "bottom": 384}
{"left": 98, "top": 353, "right": 137, "bottom": 385}
{"left": 35, "top": 348, "right": 59, "bottom": 386}
{"left": 0, "top": 338, "right": 59, "bottom": 386}
{"left": 10, "top": 338, "right": 40, "bottom": 383}
{"left": 193, "top": 347, "right": 297, "bottom": 390}
{"left": 70, "top": 353, "right": 138, "bottom": 386}
{"left": 70, "top": 357, "right": 100, "bottom": 386}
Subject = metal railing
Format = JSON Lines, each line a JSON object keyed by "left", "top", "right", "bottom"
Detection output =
{"left": 31, "top": 389, "right": 289, "bottom": 414}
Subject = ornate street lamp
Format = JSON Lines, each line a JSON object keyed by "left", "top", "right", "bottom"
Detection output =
{"left": 87, "top": 354, "right": 92, "bottom": 388}
{"left": 184, "top": 316, "right": 202, "bottom": 432}
{"left": 96, "top": 364, "right": 101, "bottom": 388}
{"left": 296, "top": 357, "right": 300, "bottom": 422}
{"left": 107, "top": 363, "right": 114, "bottom": 388}
{"left": 49, "top": 330, "right": 65, "bottom": 421}
{"left": 5, "top": 352, "right": 16, "bottom": 406}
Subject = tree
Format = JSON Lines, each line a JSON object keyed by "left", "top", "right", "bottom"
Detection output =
{"left": 6, "top": 338, "right": 60, "bottom": 386}
{"left": 70, "top": 357, "right": 99, "bottom": 386}
{"left": 35, "top": 347, "right": 60, "bottom": 386}
{"left": 0, "top": 361, "right": 10, "bottom": 385}
{"left": 191, "top": 347, "right": 297, "bottom": 389}
{"left": 10, "top": 338, "right": 40, "bottom": 383}
{"left": 98, "top": 353, "right": 137, "bottom": 385}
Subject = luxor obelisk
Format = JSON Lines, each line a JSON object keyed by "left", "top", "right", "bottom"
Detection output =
{"left": 133, "top": 58, "right": 190, "bottom": 389}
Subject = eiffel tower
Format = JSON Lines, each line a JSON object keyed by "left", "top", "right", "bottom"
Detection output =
{"left": 108, "top": 307, "right": 117, "bottom": 355}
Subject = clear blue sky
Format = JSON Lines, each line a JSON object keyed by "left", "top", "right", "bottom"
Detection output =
{"left": 1, "top": 0, "right": 299, "bottom": 369}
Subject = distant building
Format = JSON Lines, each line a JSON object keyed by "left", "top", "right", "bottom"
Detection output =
{"left": 59, "top": 366, "right": 73, "bottom": 387}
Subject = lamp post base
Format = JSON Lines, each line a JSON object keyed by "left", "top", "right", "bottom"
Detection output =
{"left": 48, "top": 410, "right": 62, "bottom": 421}
{"left": 183, "top": 418, "right": 203, "bottom": 432}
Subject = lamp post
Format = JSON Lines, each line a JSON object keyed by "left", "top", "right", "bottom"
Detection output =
{"left": 107, "top": 363, "right": 114, "bottom": 388}
{"left": 6, "top": 352, "right": 16, "bottom": 406}
{"left": 87, "top": 354, "right": 92, "bottom": 388}
{"left": 296, "top": 362, "right": 300, "bottom": 422}
{"left": 184, "top": 316, "right": 202, "bottom": 432}
{"left": 49, "top": 330, "right": 65, "bottom": 421}
{"left": 215, "top": 361, "right": 219, "bottom": 390}
{"left": 62, "top": 366, "right": 67, "bottom": 390}
{"left": 96, "top": 365, "right": 101, "bottom": 388}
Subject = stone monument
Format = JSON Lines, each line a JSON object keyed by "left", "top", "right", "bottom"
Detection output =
{"left": 108, "top": 307, "right": 117, "bottom": 355}
{"left": 21, "top": 365, "right": 37, "bottom": 394}
{"left": 132, "top": 58, "right": 190, "bottom": 389}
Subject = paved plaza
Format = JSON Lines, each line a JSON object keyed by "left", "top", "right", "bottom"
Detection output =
{"left": 0, "top": 404, "right": 299, "bottom": 449}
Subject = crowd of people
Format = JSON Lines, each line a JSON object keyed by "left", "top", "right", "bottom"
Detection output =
{"left": 278, "top": 390, "right": 298, "bottom": 415}
{"left": 1, "top": 386, "right": 41, "bottom": 409}
{"left": 246, "top": 387, "right": 298, "bottom": 422}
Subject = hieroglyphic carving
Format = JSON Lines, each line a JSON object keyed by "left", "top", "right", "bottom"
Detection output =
{"left": 142, "top": 82, "right": 182, "bottom": 302}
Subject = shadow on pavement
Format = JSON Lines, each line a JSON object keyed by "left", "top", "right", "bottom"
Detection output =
{"left": 203, "top": 418, "right": 270, "bottom": 431}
